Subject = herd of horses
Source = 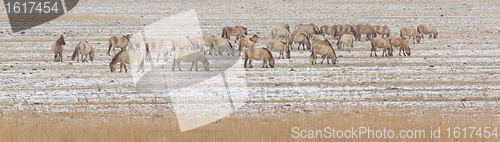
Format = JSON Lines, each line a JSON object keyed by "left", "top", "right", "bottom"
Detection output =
{"left": 50, "top": 23, "right": 438, "bottom": 72}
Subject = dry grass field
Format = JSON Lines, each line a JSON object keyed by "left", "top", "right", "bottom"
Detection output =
{"left": 1, "top": 0, "right": 500, "bottom": 141}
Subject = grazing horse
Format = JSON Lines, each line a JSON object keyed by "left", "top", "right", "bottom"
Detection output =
{"left": 354, "top": 24, "right": 376, "bottom": 41}
{"left": 210, "top": 37, "right": 235, "bottom": 56}
{"left": 238, "top": 35, "right": 259, "bottom": 56}
{"left": 107, "top": 35, "right": 129, "bottom": 56}
{"left": 71, "top": 41, "right": 94, "bottom": 62}
{"left": 172, "top": 50, "right": 209, "bottom": 71}
{"left": 335, "top": 24, "right": 355, "bottom": 39}
{"left": 310, "top": 44, "right": 337, "bottom": 65}
{"left": 244, "top": 47, "right": 275, "bottom": 68}
{"left": 52, "top": 35, "right": 66, "bottom": 62}
{"left": 400, "top": 27, "right": 421, "bottom": 43}
{"left": 337, "top": 34, "right": 355, "bottom": 51}
{"left": 295, "top": 24, "right": 319, "bottom": 39}
{"left": 221, "top": 26, "right": 246, "bottom": 41}
{"left": 370, "top": 37, "right": 393, "bottom": 57}
{"left": 289, "top": 33, "right": 311, "bottom": 50}
{"left": 126, "top": 34, "right": 141, "bottom": 50}
{"left": 373, "top": 25, "right": 391, "bottom": 38}
{"left": 109, "top": 50, "right": 144, "bottom": 73}
{"left": 417, "top": 24, "right": 438, "bottom": 39}
{"left": 145, "top": 40, "right": 169, "bottom": 62}
{"left": 271, "top": 27, "right": 290, "bottom": 40}
{"left": 267, "top": 41, "right": 290, "bottom": 59}
{"left": 172, "top": 37, "right": 195, "bottom": 51}
{"left": 387, "top": 37, "right": 410, "bottom": 56}
{"left": 320, "top": 25, "right": 336, "bottom": 39}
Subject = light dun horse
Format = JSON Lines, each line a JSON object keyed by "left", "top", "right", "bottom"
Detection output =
{"left": 239, "top": 35, "right": 259, "bottom": 56}
{"left": 172, "top": 37, "right": 195, "bottom": 51}
{"left": 320, "top": 25, "right": 336, "bottom": 39}
{"left": 126, "top": 34, "right": 141, "bottom": 50}
{"left": 108, "top": 35, "right": 129, "bottom": 56}
{"left": 172, "top": 50, "right": 209, "bottom": 71}
{"left": 71, "top": 41, "right": 94, "bottom": 62}
{"left": 387, "top": 37, "right": 410, "bottom": 56}
{"left": 210, "top": 37, "right": 235, "bottom": 56}
{"left": 52, "top": 35, "right": 66, "bottom": 62}
{"left": 354, "top": 24, "right": 376, "bottom": 41}
{"left": 271, "top": 27, "right": 290, "bottom": 40}
{"left": 289, "top": 33, "right": 311, "bottom": 50}
{"left": 373, "top": 25, "right": 391, "bottom": 38}
{"left": 267, "top": 41, "right": 290, "bottom": 59}
{"left": 370, "top": 37, "right": 393, "bottom": 57}
{"left": 310, "top": 44, "right": 337, "bottom": 65}
{"left": 203, "top": 35, "right": 215, "bottom": 55}
{"left": 334, "top": 24, "right": 355, "bottom": 39}
{"left": 145, "top": 40, "right": 169, "bottom": 62}
{"left": 337, "top": 34, "right": 355, "bottom": 51}
{"left": 244, "top": 47, "right": 275, "bottom": 68}
{"left": 109, "top": 50, "right": 145, "bottom": 73}
{"left": 417, "top": 24, "right": 438, "bottom": 39}
{"left": 400, "top": 27, "right": 421, "bottom": 43}
{"left": 222, "top": 26, "right": 246, "bottom": 41}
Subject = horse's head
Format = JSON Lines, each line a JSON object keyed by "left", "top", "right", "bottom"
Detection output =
{"left": 59, "top": 35, "right": 65, "bottom": 45}
{"left": 387, "top": 47, "right": 394, "bottom": 56}
{"left": 416, "top": 35, "right": 421, "bottom": 43}
{"left": 109, "top": 63, "right": 116, "bottom": 72}
{"left": 269, "top": 58, "right": 275, "bottom": 68}
{"left": 203, "top": 62, "right": 209, "bottom": 71}
{"left": 250, "top": 35, "right": 259, "bottom": 42}
{"left": 89, "top": 51, "right": 95, "bottom": 62}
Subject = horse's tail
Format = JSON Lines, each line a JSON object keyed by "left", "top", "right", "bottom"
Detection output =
{"left": 244, "top": 51, "right": 248, "bottom": 68}
{"left": 238, "top": 38, "right": 243, "bottom": 53}
{"left": 187, "top": 37, "right": 196, "bottom": 50}
{"left": 221, "top": 27, "right": 227, "bottom": 38}
{"left": 140, "top": 55, "right": 145, "bottom": 72}
{"left": 107, "top": 38, "right": 113, "bottom": 55}
{"left": 417, "top": 26, "right": 421, "bottom": 34}
{"left": 145, "top": 43, "right": 151, "bottom": 62}
{"left": 71, "top": 42, "right": 81, "bottom": 61}
{"left": 310, "top": 45, "right": 316, "bottom": 58}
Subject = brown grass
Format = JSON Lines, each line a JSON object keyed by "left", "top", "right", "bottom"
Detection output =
{"left": 1, "top": 104, "right": 498, "bottom": 142}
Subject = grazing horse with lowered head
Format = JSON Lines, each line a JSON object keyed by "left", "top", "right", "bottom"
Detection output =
{"left": 71, "top": 41, "right": 94, "bottom": 62}
{"left": 172, "top": 50, "right": 209, "bottom": 71}
{"left": 400, "top": 27, "right": 421, "bottom": 43}
{"left": 417, "top": 24, "right": 438, "bottom": 39}
{"left": 52, "top": 35, "right": 66, "bottom": 62}
{"left": 320, "top": 25, "right": 336, "bottom": 39}
{"left": 370, "top": 37, "right": 393, "bottom": 57}
{"left": 222, "top": 26, "right": 246, "bottom": 42}
{"left": 109, "top": 50, "right": 145, "bottom": 73}
{"left": 145, "top": 40, "right": 169, "bottom": 62}
{"left": 289, "top": 33, "right": 311, "bottom": 50}
{"left": 108, "top": 35, "right": 129, "bottom": 56}
{"left": 267, "top": 41, "right": 290, "bottom": 59}
{"left": 310, "top": 44, "right": 337, "bottom": 65}
{"left": 210, "top": 37, "right": 235, "bottom": 56}
{"left": 387, "top": 37, "right": 410, "bottom": 56}
{"left": 244, "top": 47, "right": 275, "bottom": 68}
{"left": 354, "top": 24, "right": 376, "bottom": 41}
{"left": 373, "top": 25, "right": 391, "bottom": 38}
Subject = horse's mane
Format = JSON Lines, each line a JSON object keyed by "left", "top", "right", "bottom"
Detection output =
{"left": 300, "top": 33, "right": 310, "bottom": 45}
{"left": 110, "top": 50, "right": 125, "bottom": 65}
{"left": 262, "top": 48, "right": 273, "bottom": 59}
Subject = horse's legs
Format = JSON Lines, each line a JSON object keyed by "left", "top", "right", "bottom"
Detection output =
{"left": 195, "top": 61, "right": 198, "bottom": 71}
{"left": 60, "top": 52, "right": 63, "bottom": 62}
{"left": 189, "top": 62, "right": 194, "bottom": 71}
{"left": 119, "top": 63, "right": 123, "bottom": 73}
{"left": 54, "top": 54, "right": 57, "bottom": 62}
{"left": 399, "top": 47, "right": 402, "bottom": 56}
{"left": 262, "top": 59, "right": 267, "bottom": 68}
{"left": 172, "top": 59, "right": 176, "bottom": 71}
{"left": 248, "top": 58, "right": 253, "bottom": 68}
{"left": 124, "top": 64, "right": 128, "bottom": 73}
{"left": 178, "top": 61, "right": 182, "bottom": 71}
{"left": 321, "top": 56, "right": 325, "bottom": 64}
